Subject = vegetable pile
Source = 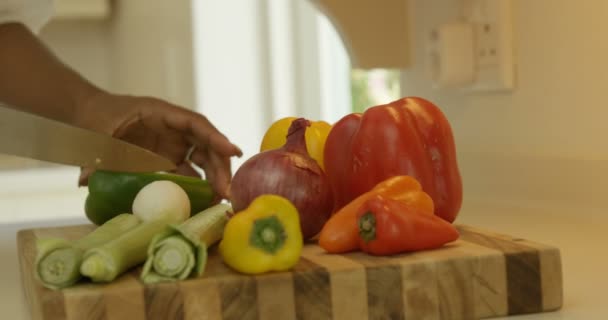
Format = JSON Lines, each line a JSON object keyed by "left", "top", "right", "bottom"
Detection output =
{"left": 34, "top": 95, "right": 463, "bottom": 290}
{"left": 230, "top": 118, "right": 333, "bottom": 240}
{"left": 260, "top": 116, "right": 331, "bottom": 170}
{"left": 36, "top": 179, "right": 232, "bottom": 289}
{"left": 324, "top": 96, "right": 462, "bottom": 223}
{"left": 85, "top": 171, "right": 215, "bottom": 225}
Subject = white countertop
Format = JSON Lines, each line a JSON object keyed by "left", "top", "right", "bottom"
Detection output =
{"left": 2, "top": 198, "right": 607, "bottom": 319}
{"left": 457, "top": 200, "right": 608, "bottom": 320}
{"left": 0, "top": 217, "right": 89, "bottom": 319}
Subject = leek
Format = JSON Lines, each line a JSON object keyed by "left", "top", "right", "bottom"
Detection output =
{"left": 80, "top": 215, "right": 175, "bottom": 282}
{"left": 141, "top": 203, "right": 231, "bottom": 284}
{"left": 35, "top": 213, "right": 141, "bottom": 290}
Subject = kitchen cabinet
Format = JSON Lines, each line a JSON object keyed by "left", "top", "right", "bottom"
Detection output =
{"left": 54, "top": 0, "right": 110, "bottom": 20}
{"left": 312, "top": 0, "right": 411, "bottom": 68}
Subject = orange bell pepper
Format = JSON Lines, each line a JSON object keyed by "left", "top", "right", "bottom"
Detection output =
{"left": 357, "top": 195, "right": 459, "bottom": 256}
{"left": 318, "top": 175, "right": 434, "bottom": 253}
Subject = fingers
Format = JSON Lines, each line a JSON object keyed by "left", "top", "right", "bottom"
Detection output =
{"left": 135, "top": 100, "right": 242, "bottom": 158}
{"left": 173, "top": 161, "right": 202, "bottom": 178}
{"left": 155, "top": 135, "right": 192, "bottom": 165}
{"left": 163, "top": 107, "right": 243, "bottom": 158}
{"left": 190, "top": 147, "right": 232, "bottom": 200}
{"left": 78, "top": 167, "right": 95, "bottom": 186}
{"left": 113, "top": 112, "right": 195, "bottom": 168}
{"left": 122, "top": 98, "right": 241, "bottom": 199}
{"left": 160, "top": 106, "right": 240, "bottom": 200}
{"left": 203, "top": 130, "right": 243, "bottom": 158}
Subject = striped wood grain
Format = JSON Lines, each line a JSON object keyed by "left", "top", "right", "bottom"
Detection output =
{"left": 17, "top": 224, "right": 563, "bottom": 320}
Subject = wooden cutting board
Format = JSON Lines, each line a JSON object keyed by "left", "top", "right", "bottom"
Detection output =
{"left": 17, "top": 224, "right": 563, "bottom": 320}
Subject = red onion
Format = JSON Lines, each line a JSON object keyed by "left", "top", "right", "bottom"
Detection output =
{"left": 229, "top": 118, "right": 333, "bottom": 240}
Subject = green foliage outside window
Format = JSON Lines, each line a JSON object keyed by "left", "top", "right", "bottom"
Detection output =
{"left": 350, "top": 69, "right": 401, "bottom": 113}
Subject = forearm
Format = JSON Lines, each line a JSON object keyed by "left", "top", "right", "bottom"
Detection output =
{"left": 0, "top": 22, "right": 104, "bottom": 125}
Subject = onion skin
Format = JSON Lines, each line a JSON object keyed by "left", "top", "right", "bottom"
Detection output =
{"left": 230, "top": 118, "right": 333, "bottom": 240}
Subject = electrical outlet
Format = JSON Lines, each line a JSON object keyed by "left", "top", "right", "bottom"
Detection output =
{"left": 465, "top": 0, "right": 515, "bottom": 92}
{"left": 476, "top": 22, "right": 499, "bottom": 67}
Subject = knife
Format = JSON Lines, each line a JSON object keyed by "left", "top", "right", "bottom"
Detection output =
{"left": 0, "top": 105, "right": 177, "bottom": 172}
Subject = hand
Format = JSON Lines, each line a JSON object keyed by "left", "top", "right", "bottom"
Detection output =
{"left": 76, "top": 92, "right": 242, "bottom": 200}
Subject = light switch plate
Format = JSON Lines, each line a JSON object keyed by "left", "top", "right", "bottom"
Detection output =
{"left": 464, "top": 0, "right": 515, "bottom": 92}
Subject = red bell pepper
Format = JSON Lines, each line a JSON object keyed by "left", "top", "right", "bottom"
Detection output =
{"left": 357, "top": 195, "right": 459, "bottom": 255}
{"left": 323, "top": 97, "right": 462, "bottom": 223}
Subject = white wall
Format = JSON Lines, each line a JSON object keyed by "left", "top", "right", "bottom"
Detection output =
{"left": 109, "top": 0, "right": 196, "bottom": 109}
{"left": 40, "top": 20, "right": 113, "bottom": 91}
{"left": 402, "top": 0, "right": 608, "bottom": 211}
{"left": 40, "top": 0, "right": 196, "bottom": 108}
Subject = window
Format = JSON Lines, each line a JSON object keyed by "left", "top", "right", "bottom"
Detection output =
{"left": 191, "top": 1, "right": 402, "bottom": 172}
{"left": 350, "top": 69, "right": 402, "bottom": 113}
{"left": 317, "top": 3, "right": 403, "bottom": 117}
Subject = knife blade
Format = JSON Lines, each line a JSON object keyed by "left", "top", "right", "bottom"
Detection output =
{"left": 0, "top": 105, "right": 176, "bottom": 172}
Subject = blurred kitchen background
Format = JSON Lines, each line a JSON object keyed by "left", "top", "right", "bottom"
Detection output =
{"left": 4, "top": 1, "right": 608, "bottom": 318}
{"left": 1, "top": 0, "right": 608, "bottom": 230}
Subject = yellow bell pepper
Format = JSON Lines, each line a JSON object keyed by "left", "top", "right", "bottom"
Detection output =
{"left": 260, "top": 117, "right": 332, "bottom": 170}
{"left": 219, "top": 194, "right": 303, "bottom": 274}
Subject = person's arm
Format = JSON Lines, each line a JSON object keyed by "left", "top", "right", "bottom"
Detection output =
{"left": 0, "top": 22, "right": 242, "bottom": 199}
{"left": 0, "top": 22, "right": 102, "bottom": 124}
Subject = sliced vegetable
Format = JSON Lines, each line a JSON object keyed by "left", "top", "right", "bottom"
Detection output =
{"left": 141, "top": 203, "right": 232, "bottom": 284}
{"left": 35, "top": 213, "right": 141, "bottom": 290}
{"left": 85, "top": 170, "right": 215, "bottom": 225}
{"left": 219, "top": 194, "right": 302, "bottom": 274}
{"left": 356, "top": 195, "right": 459, "bottom": 255}
{"left": 231, "top": 118, "right": 333, "bottom": 240}
{"left": 260, "top": 116, "right": 332, "bottom": 170}
{"left": 80, "top": 181, "right": 190, "bottom": 282}
{"left": 318, "top": 175, "right": 434, "bottom": 253}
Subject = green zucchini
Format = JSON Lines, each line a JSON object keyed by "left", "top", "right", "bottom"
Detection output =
{"left": 85, "top": 170, "right": 215, "bottom": 225}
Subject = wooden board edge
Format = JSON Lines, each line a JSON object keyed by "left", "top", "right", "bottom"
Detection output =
{"left": 540, "top": 247, "right": 563, "bottom": 312}
{"left": 18, "top": 228, "right": 70, "bottom": 320}
{"left": 457, "top": 224, "right": 561, "bottom": 250}
{"left": 457, "top": 224, "right": 564, "bottom": 313}
{"left": 17, "top": 229, "right": 42, "bottom": 320}
{"left": 16, "top": 223, "right": 565, "bottom": 320}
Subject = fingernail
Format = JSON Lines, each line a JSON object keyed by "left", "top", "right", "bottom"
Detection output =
{"left": 233, "top": 144, "right": 243, "bottom": 157}
{"left": 225, "top": 183, "right": 232, "bottom": 199}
